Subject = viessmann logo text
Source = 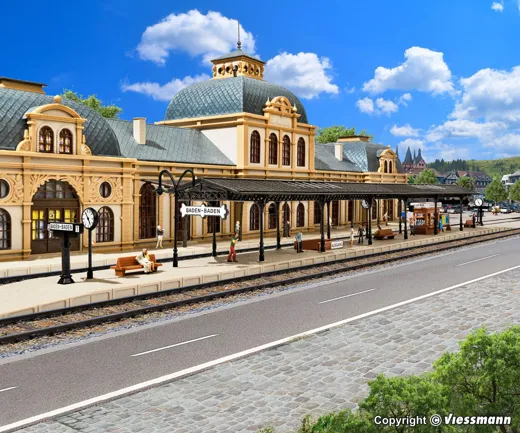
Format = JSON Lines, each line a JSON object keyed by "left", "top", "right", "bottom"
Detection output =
{"left": 374, "top": 414, "right": 512, "bottom": 427}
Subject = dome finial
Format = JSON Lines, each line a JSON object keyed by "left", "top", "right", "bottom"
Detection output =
{"left": 237, "top": 21, "right": 242, "bottom": 50}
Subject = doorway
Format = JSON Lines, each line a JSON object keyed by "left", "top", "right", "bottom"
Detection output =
{"left": 31, "top": 180, "right": 80, "bottom": 254}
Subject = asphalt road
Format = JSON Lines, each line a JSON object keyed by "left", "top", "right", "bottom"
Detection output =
{"left": 1, "top": 236, "right": 519, "bottom": 429}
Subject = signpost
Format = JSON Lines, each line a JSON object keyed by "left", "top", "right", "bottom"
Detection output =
{"left": 331, "top": 240, "right": 344, "bottom": 249}
{"left": 180, "top": 203, "right": 229, "bottom": 257}
{"left": 48, "top": 222, "right": 84, "bottom": 285}
{"left": 180, "top": 203, "right": 229, "bottom": 219}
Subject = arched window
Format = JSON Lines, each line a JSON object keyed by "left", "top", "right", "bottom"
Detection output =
{"left": 39, "top": 126, "right": 54, "bottom": 153}
{"left": 297, "top": 138, "right": 305, "bottom": 167}
{"left": 59, "top": 129, "right": 73, "bottom": 154}
{"left": 268, "top": 203, "right": 277, "bottom": 229}
{"left": 96, "top": 207, "right": 114, "bottom": 243}
{"left": 389, "top": 161, "right": 393, "bottom": 173}
{"left": 296, "top": 203, "right": 305, "bottom": 227}
{"left": 0, "top": 209, "right": 10, "bottom": 250}
{"left": 250, "top": 130, "right": 261, "bottom": 164}
{"left": 282, "top": 203, "right": 290, "bottom": 225}
{"left": 314, "top": 201, "right": 322, "bottom": 224}
{"left": 384, "top": 160, "right": 388, "bottom": 173}
{"left": 282, "top": 135, "right": 291, "bottom": 166}
{"left": 250, "top": 204, "right": 260, "bottom": 231}
{"left": 268, "top": 133, "right": 278, "bottom": 165}
{"left": 139, "top": 183, "right": 156, "bottom": 239}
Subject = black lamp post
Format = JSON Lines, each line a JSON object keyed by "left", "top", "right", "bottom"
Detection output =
{"left": 155, "top": 169, "right": 196, "bottom": 267}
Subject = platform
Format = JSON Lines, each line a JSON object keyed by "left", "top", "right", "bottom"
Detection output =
{"left": 0, "top": 219, "right": 508, "bottom": 318}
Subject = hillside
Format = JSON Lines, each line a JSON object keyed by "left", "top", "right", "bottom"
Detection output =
{"left": 467, "top": 157, "right": 520, "bottom": 178}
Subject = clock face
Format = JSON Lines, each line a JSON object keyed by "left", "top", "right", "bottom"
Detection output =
{"left": 361, "top": 200, "right": 369, "bottom": 209}
{"left": 475, "top": 199, "right": 483, "bottom": 206}
{"left": 82, "top": 208, "right": 98, "bottom": 229}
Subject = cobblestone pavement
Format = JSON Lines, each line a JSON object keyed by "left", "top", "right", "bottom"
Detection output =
{"left": 17, "top": 268, "right": 520, "bottom": 433}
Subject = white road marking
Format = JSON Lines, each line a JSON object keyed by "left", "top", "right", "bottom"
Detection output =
{"left": 3, "top": 263, "right": 520, "bottom": 433}
{"left": 131, "top": 334, "right": 219, "bottom": 357}
{"left": 319, "top": 289, "right": 376, "bottom": 304}
{"left": 456, "top": 254, "right": 500, "bottom": 267}
{"left": 0, "top": 387, "right": 16, "bottom": 394}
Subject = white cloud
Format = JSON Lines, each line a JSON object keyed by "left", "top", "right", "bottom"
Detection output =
{"left": 425, "top": 119, "right": 507, "bottom": 142}
{"left": 356, "top": 97, "right": 399, "bottom": 115}
{"left": 121, "top": 74, "right": 210, "bottom": 100}
{"left": 362, "top": 47, "right": 455, "bottom": 95}
{"left": 451, "top": 66, "right": 520, "bottom": 125}
{"left": 264, "top": 52, "right": 339, "bottom": 99}
{"left": 344, "top": 86, "right": 356, "bottom": 94}
{"left": 390, "top": 124, "right": 420, "bottom": 137}
{"left": 483, "top": 133, "right": 520, "bottom": 152}
{"left": 136, "top": 10, "right": 256, "bottom": 64}
{"left": 376, "top": 98, "right": 398, "bottom": 114}
{"left": 356, "top": 97, "right": 375, "bottom": 114}
{"left": 491, "top": 2, "right": 504, "bottom": 12}
{"left": 398, "top": 93, "right": 412, "bottom": 106}
{"left": 424, "top": 143, "right": 471, "bottom": 162}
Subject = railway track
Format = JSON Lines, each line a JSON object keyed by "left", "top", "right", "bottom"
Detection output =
{"left": 1, "top": 228, "right": 519, "bottom": 345}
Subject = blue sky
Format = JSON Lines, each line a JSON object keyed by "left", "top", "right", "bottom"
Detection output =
{"left": 3, "top": 0, "right": 520, "bottom": 162}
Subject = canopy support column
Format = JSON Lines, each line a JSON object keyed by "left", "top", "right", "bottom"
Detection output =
{"left": 326, "top": 200, "right": 331, "bottom": 239}
{"left": 259, "top": 200, "right": 266, "bottom": 261}
{"left": 319, "top": 200, "right": 326, "bottom": 252}
{"left": 212, "top": 202, "right": 218, "bottom": 257}
{"left": 459, "top": 197, "right": 464, "bottom": 231}
{"left": 404, "top": 198, "right": 408, "bottom": 240}
{"left": 398, "top": 200, "right": 402, "bottom": 234}
{"left": 367, "top": 198, "right": 373, "bottom": 246}
{"left": 434, "top": 196, "right": 439, "bottom": 235}
{"left": 275, "top": 201, "right": 281, "bottom": 249}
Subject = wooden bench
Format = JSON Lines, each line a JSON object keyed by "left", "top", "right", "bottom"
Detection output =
{"left": 110, "top": 254, "right": 162, "bottom": 277}
{"left": 464, "top": 219, "right": 475, "bottom": 228}
{"left": 373, "top": 228, "right": 395, "bottom": 240}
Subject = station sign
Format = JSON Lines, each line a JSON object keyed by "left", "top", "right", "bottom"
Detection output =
{"left": 48, "top": 223, "right": 84, "bottom": 233}
{"left": 410, "top": 202, "right": 442, "bottom": 209}
{"left": 180, "top": 203, "right": 229, "bottom": 219}
{"left": 331, "top": 240, "right": 344, "bottom": 249}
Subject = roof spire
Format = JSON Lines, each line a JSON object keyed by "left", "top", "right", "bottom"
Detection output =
{"left": 237, "top": 22, "right": 241, "bottom": 50}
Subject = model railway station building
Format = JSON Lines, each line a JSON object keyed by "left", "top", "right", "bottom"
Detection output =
{"left": 0, "top": 45, "right": 453, "bottom": 261}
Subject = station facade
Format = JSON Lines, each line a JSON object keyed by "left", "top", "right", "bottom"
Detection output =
{"left": 0, "top": 46, "right": 406, "bottom": 261}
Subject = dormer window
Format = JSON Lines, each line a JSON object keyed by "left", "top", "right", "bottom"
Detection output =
{"left": 39, "top": 126, "right": 54, "bottom": 153}
{"left": 59, "top": 129, "right": 73, "bottom": 154}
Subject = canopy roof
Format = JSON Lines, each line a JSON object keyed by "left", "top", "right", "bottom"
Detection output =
{"left": 155, "top": 177, "right": 471, "bottom": 202}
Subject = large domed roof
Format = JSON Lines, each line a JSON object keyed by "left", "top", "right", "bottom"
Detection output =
{"left": 0, "top": 87, "right": 121, "bottom": 156}
{"left": 164, "top": 76, "right": 309, "bottom": 124}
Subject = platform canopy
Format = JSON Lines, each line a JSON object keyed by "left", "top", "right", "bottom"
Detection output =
{"left": 168, "top": 177, "right": 472, "bottom": 202}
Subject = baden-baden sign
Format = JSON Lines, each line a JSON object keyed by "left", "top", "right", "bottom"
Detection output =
{"left": 180, "top": 203, "right": 229, "bottom": 219}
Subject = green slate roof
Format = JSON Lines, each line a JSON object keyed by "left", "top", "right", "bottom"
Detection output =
{"left": 0, "top": 87, "right": 121, "bottom": 156}
{"left": 315, "top": 141, "right": 403, "bottom": 173}
{"left": 164, "top": 76, "right": 309, "bottom": 124}
{"left": 211, "top": 49, "right": 263, "bottom": 63}
{"left": 106, "top": 119, "right": 234, "bottom": 166}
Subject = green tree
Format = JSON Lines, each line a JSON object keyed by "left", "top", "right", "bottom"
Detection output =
{"left": 433, "top": 326, "right": 520, "bottom": 433}
{"left": 456, "top": 176, "right": 475, "bottom": 190}
{"left": 414, "top": 169, "right": 438, "bottom": 184}
{"left": 360, "top": 374, "right": 453, "bottom": 433}
{"left": 62, "top": 89, "right": 122, "bottom": 119}
{"left": 316, "top": 125, "right": 373, "bottom": 144}
{"left": 408, "top": 174, "right": 416, "bottom": 184}
{"left": 485, "top": 177, "right": 508, "bottom": 204}
{"left": 509, "top": 180, "right": 520, "bottom": 201}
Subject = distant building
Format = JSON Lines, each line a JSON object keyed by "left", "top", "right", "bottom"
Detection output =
{"left": 402, "top": 147, "right": 426, "bottom": 173}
